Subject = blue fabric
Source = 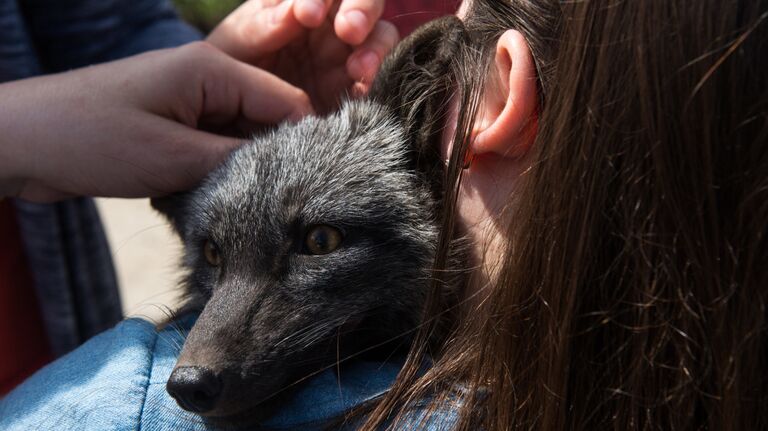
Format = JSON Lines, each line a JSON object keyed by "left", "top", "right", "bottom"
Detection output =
{"left": 0, "top": 317, "right": 457, "bottom": 430}
{"left": 0, "top": 0, "right": 202, "bottom": 357}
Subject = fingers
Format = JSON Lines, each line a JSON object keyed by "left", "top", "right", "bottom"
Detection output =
{"left": 346, "top": 20, "right": 399, "bottom": 83}
{"left": 216, "top": 62, "right": 314, "bottom": 124}
{"left": 207, "top": 0, "right": 303, "bottom": 62}
{"left": 294, "top": 0, "right": 387, "bottom": 46}
{"left": 294, "top": 0, "right": 333, "bottom": 28}
{"left": 192, "top": 44, "right": 314, "bottom": 125}
{"left": 334, "top": 0, "right": 386, "bottom": 45}
{"left": 208, "top": 0, "right": 393, "bottom": 74}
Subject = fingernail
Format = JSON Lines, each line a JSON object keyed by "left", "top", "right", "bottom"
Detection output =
{"left": 349, "top": 50, "right": 380, "bottom": 81}
{"left": 342, "top": 9, "right": 368, "bottom": 32}
{"left": 288, "top": 105, "right": 315, "bottom": 121}
{"left": 359, "top": 51, "right": 380, "bottom": 76}
{"left": 299, "top": 0, "right": 325, "bottom": 23}
{"left": 271, "top": 0, "right": 293, "bottom": 25}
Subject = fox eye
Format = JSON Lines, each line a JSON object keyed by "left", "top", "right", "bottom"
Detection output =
{"left": 203, "top": 239, "right": 221, "bottom": 267}
{"left": 305, "top": 225, "right": 343, "bottom": 255}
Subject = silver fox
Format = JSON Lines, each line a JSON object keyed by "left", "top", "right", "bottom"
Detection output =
{"left": 153, "top": 16, "right": 468, "bottom": 422}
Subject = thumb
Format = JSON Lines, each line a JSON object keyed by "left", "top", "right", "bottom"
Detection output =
{"left": 207, "top": 0, "right": 305, "bottom": 63}
{"left": 200, "top": 52, "right": 315, "bottom": 127}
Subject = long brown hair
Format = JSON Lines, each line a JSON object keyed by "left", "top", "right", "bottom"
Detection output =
{"left": 361, "top": 0, "right": 768, "bottom": 429}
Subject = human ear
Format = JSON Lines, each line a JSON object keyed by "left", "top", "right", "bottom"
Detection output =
{"left": 472, "top": 30, "right": 538, "bottom": 159}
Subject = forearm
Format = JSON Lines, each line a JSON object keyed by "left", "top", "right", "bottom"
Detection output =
{"left": 0, "top": 72, "right": 96, "bottom": 199}
{"left": 0, "top": 78, "right": 42, "bottom": 198}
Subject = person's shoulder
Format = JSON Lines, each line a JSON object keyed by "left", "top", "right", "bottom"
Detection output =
{"left": 0, "top": 318, "right": 160, "bottom": 430}
{"left": 263, "top": 360, "right": 404, "bottom": 430}
{"left": 261, "top": 358, "right": 465, "bottom": 431}
{"left": 0, "top": 315, "right": 452, "bottom": 430}
{"left": 0, "top": 315, "right": 216, "bottom": 431}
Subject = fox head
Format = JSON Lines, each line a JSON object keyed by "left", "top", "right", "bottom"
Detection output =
{"left": 153, "top": 17, "right": 467, "bottom": 420}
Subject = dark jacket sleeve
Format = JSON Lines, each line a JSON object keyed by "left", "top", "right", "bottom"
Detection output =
{"left": 20, "top": 0, "right": 201, "bottom": 72}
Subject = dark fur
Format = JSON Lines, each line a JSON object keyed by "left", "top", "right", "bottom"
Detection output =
{"left": 153, "top": 17, "right": 468, "bottom": 422}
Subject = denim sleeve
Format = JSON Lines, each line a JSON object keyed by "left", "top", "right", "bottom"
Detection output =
{"left": 0, "top": 316, "right": 423, "bottom": 431}
{"left": 0, "top": 318, "right": 158, "bottom": 430}
{"left": 20, "top": 0, "right": 201, "bottom": 72}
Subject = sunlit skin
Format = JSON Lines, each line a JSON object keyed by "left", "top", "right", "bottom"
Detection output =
{"left": 0, "top": 0, "right": 398, "bottom": 202}
{"left": 207, "top": 0, "right": 398, "bottom": 110}
{"left": 442, "top": 1, "right": 539, "bottom": 284}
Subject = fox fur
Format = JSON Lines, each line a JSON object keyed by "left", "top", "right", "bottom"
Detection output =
{"left": 153, "top": 16, "right": 468, "bottom": 421}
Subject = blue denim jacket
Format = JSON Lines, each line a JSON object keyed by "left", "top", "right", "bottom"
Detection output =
{"left": 0, "top": 316, "right": 458, "bottom": 430}
{"left": 0, "top": 0, "right": 200, "bottom": 357}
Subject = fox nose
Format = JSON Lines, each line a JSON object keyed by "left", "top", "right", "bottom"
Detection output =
{"left": 167, "top": 366, "right": 222, "bottom": 413}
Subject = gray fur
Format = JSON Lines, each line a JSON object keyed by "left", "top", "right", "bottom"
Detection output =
{"left": 167, "top": 101, "right": 439, "bottom": 417}
{"left": 154, "top": 16, "right": 469, "bottom": 422}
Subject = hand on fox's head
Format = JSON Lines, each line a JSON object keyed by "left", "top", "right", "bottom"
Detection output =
{"left": 0, "top": 43, "right": 312, "bottom": 202}
{"left": 207, "top": 0, "right": 399, "bottom": 113}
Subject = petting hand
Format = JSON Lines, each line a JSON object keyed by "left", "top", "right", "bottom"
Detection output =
{"left": 207, "top": 0, "right": 399, "bottom": 113}
{"left": 0, "top": 42, "right": 312, "bottom": 203}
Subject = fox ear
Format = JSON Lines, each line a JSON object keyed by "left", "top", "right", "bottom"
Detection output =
{"left": 368, "top": 16, "right": 468, "bottom": 164}
{"left": 151, "top": 193, "right": 189, "bottom": 237}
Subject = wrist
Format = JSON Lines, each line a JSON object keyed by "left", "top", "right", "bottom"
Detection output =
{"left": 0, "top": 78, "right": 49, "bottom": 198}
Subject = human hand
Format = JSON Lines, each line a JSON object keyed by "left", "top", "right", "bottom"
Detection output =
{"left": 0, "top": 42, "right": 312, "bottom": 202}
{"left": 207, "top": 0, "right": 399, "bottom": 113}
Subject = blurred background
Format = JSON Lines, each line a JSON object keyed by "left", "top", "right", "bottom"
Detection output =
{"left": 173, "top": 0, "right": 242, "bottom": 32}
{"left": 105, "top": 0, "right": 458, "bottom": 322}
{"left": 171, "top": 0, "right": 460, "bottom": 35}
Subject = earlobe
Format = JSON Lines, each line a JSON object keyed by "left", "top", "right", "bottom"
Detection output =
{"left": 472, "top": 30, "right": 538, "bottom": 159}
